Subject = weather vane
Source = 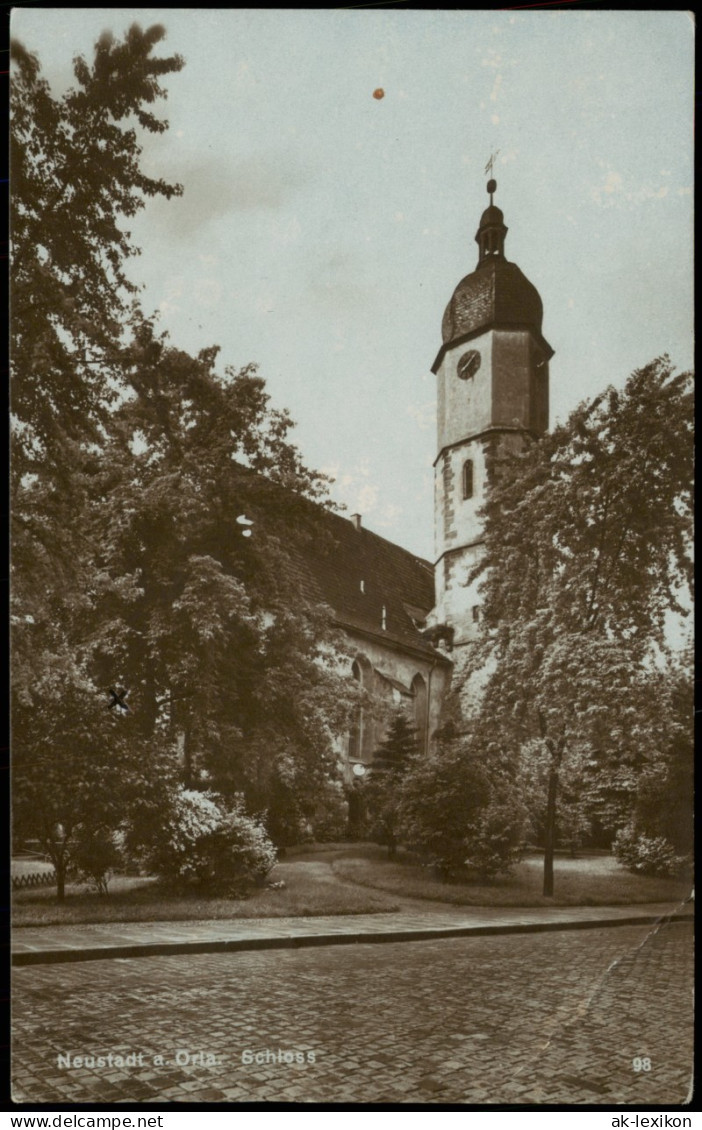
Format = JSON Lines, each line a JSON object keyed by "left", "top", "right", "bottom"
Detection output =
{"left": 484, "top": 150, "right": 500, "bottom": 178}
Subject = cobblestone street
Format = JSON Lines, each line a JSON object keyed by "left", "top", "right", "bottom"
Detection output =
{"left": 12, "top": 920, "right": 693, "bottom": 1106}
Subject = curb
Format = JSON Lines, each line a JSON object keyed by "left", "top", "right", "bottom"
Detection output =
{"left": 12, "top": 911, "right": 693, "bottom": 966}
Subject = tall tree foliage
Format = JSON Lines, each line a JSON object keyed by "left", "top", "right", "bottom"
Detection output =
{"left": 11, "top": 26, "right": 184, "bottom": 599}
{"left": 94, "top": 337, "right": 356, "bottom": 846}
{"left": 12, "top": 26, "right": 355, "bottom": 880}
{"left": 11, "top": 25, "right": 186, "bottom": 895}
{"left": 608, "top": 650, "right": 693, "bottom": 875}
{"left": 469, "top": 358, "right": 693, "bottom": 894}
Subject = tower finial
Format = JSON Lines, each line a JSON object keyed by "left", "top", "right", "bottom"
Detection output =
{"left": 484, "top": 150, "right": 500, "bottom": 206}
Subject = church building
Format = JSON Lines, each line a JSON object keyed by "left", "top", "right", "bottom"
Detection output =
{"left": 303, "top": 180, "right": 552, "bottom": 777}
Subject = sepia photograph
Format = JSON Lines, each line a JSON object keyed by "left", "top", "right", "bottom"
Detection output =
{"left": 10, "top": 8, "right": 694, "bottom": 1110}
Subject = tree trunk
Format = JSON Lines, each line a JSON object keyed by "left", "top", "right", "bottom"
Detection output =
{"left": 543, "top": 766, "right": 559, "bottom": 897}
{"left": 183, "top": 724, "right": 193, "bottom": 788}
{"left": 43, "top": 824, "right": 68, "bottom": 903}
{"left": 52, "top": 842, "right": 68, "bottom": 902}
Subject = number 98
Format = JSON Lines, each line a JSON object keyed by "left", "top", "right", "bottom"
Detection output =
{"left": 633, "top": 1057, "right": 651, "bottom": 1072}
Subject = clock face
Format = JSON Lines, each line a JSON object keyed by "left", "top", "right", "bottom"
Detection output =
{"left": 457, "top": 349, "right": 481, "bottom": 380}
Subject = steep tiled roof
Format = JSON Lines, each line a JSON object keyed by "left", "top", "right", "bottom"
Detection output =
{"left": 293, "top": 507, "right": 442, "bottom": 659}
{"left": 233, "top": 464, "right": 445, "bottom": 661}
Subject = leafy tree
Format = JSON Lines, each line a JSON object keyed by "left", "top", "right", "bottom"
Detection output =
{"left": 11, "top": 26, "right": 357, "bottom": 875}
{"left": 516, "top": 738, "right": 592, "bottom": 855}
{"left": 11, "top": 26, "right": 184, "bottom": 604}
{"left": 610, "top": 651, "right": 693, "bottom": 877}
{"left": 469, "top": 358, "right": 693, "bottom": 895}
{"left": 365, "top": 710, "right": 419, "bottom": 858}
{"left": 630, "top": 654, "right": 693, "bottom": 857}
{"left": 12, "top": 671, "right": 175, "bottom": 899}
{"left": 92, "top": 338, "right": 357, "bottom": 846}
{"left": 11, "top": 25, "right": 185, "bottom": 897}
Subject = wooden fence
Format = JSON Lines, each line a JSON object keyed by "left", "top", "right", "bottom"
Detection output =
{"left": 12, "top": 870, "right": 57, "bottom": 891}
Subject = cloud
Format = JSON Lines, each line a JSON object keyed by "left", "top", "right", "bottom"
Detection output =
{"left": 356, "top": 483, "right": 379, "bottom": 513}
{"left": 308, "top": 250, "right": 374, "bottom": 314}
{"left": 157, "top": 275, "right": 184, "bottom": 318}
{"left": 481, "top": 49, "right": 502, "bottom": 70}
{"left": 324, "top": 459, "right": 407, "bottom": 534}
{"left": 145, "top": 153, "right": 311, "bottom": 238}
{"left": 406, "top": 401, "right": 436, "bottom": 431}
{"left": 591, "top": 169, "right": 674, "bottom": 208}
{"left": 327, "top": 459, "right": 379, "bottom": 517}
{"left": 632, "top": 185, "right": 669, "bottom": 202}
{"left": 233, "top": 59, "right": 258, "bottom": 94}
{"left": 371, "top": 502, "right": 404, "bottom": 531}
{"left": 590, "top": 169, "right": 623, "bottom": 205}
{"left": 194, "top": 278, "right": 223, "bottom": 309}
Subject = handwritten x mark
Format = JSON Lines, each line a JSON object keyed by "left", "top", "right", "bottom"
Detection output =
{"left": 107, "top": 687, "right": 129, "bottom": 712}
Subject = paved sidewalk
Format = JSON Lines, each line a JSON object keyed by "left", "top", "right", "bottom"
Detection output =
{"left": 12, "top": 898, "right": 692, "bottom": 965}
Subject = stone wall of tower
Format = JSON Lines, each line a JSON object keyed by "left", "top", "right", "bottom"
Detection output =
{"left": 434, "top": 428, "right": 527, "bottom": 646}
{"left": 433, "top": 326, "right": 549, "bottom": 646}
{"left": 436, "top": 330, "right": 494, "bottom": 453}
{"left": 491, "top": 332, "right": 549, "bottom": 434}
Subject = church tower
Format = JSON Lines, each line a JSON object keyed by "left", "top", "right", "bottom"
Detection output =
{"left": 431, "top": 179, "right": 553, "bottom": 647}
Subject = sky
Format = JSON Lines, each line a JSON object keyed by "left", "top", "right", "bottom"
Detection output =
{"left": 12, "top": 9, "right": 694, "bottom": 563}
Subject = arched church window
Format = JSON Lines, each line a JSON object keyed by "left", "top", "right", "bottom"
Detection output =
{"left": 348, "top": 662, "right": 362, "bottom": 761}
{"left": 348, "top": 655, "right": 374, "bottom": 764}
{"left": 411, "top": 674, "right": 428, "bottom": 754}
{"left": 462, "top": 459, "right": 474, "bottom": 500}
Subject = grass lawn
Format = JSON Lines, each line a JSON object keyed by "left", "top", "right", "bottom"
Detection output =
{"left": 331, "top": 845, "right": 692, "bottom": 908}
{"left": 11, "top": 859, "right": 55, "bottom": 877}
{"left": 12, "top": 844, "right": 691, "bottom": 926}
{"left": 12, "top": 858, "right": 399, "bottom": 927}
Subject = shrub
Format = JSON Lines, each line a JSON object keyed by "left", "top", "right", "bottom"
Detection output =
{"left": 613, "top": 825, "right": 691, "bottom": 879}
{"left": 398, "top": 731, "right": 525, "bottom": 880}
{"left": 262, "top": 778, "right": 314, "bottom": 849}
{"left": 141, "top": 789, "right": 277, "bottom": 895}
{"left": 70, "top": 826, "right": 122, "bottom": 895}
{"left": 462, "top": 801, "right": 525, "bottom": 880}
{"left": 310, "top": 782, "right": 349, "bottom": 843}
{"left": 190, "top": 808, "right": 278, "bottom": 895}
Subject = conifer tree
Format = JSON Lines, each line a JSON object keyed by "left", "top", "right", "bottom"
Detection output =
{"left": 366, "top": 711, "right": 419, "bottom": 858}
